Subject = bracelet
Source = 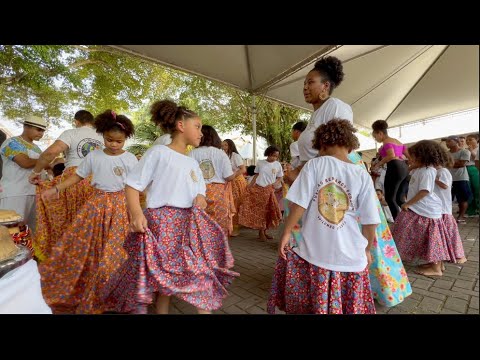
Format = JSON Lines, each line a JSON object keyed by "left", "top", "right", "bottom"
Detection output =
{"left": 31, "top": 169, "right": 42, "bottom": 176}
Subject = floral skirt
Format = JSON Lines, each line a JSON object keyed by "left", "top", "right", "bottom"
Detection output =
{"left": 393, "top": 210, "right": 453, "bottom": 263}
{"left": 206, "top": 182, "right": 235, "bottom": 236}
{"left": 267, "top": 250, "right": 375, "bottom": 314}
{"left": 238, "top": 184, "right": 281, "bottom": 230}
{"left": 102, "top": 206, "right": 239, "bottom": 313}
{"left": 34, "top": 166, "right": 95, "bottom": 261}
{"left": 38, "top": 189, "right": 129, "bottom": 314}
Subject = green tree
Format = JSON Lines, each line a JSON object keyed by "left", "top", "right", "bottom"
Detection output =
{"left": 0, "top": 45, "right": 183, "bottom": 122}
{"left": 1, "top": 45, "right": 310, "bottom": 161}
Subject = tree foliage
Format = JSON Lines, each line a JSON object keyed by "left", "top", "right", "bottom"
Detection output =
{"left": 1, "top": 45, "right": 310, "bottom": 161}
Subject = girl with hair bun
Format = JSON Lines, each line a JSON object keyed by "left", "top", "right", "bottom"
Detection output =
{"left": 39, "top": 110, "right": 138, "bottom": 314}
{"left": 103, "top": 99, "right": 238, "bottom": 314}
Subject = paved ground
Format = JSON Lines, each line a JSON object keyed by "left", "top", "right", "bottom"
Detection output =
{"left": 166, "top": 217, "right": 479, "bottom": 315}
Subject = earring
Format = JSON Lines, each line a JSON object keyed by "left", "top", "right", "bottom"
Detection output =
{"left": 319, "top": 92, "right": 329, "bottom": 101}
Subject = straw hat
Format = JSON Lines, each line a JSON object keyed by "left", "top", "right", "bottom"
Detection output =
{"left": 21, "top": 115, "right": 47, "bottom": 131}
{"left": 0, "top": 225, "right": 20, "bottom": 262}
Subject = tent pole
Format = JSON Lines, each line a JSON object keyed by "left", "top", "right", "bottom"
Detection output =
{"left": 252, "top": 95, "right": 257, "bottom": 165}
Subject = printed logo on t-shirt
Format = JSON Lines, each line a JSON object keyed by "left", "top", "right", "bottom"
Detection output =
{"left": 271, "top": 168, "right": 277, "bottom": 175}
{"left": 190, "top": 170, "right": 198, "bottom": 182}
{"left": 113, "top": 166, "right": 124, "bottom": 176}
{"left": 77, "top": 138, "right": 103, "bottom": 158}
{"left": 199, "top": 159, "right": 215, "bottom": 180}
{"left": 313, "top": 178, "right": 353, "bottom": 229}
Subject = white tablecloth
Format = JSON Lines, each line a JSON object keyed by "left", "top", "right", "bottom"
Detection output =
{"left": 0, "top": 259, "right": 52, "bottom": 314}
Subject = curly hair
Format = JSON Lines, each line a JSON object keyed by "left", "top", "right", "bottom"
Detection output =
{"left": 312, "top": 118, "right": 360, "bottom": 152}
{"left": 311, "top": 56, "right": 345, "bottom": 94}
{"left": 264, "top": 145, "right": 280, "bottom": 157}
{"left": 435, "top": 142, "right": 454, "bottom": 168}
{"left": 94, "top": 110, "right": 135, "bottom": 138}
{"left": 223, "top": 138, "right": 240, "bottom": 158}
{"left": 150, "top": 99, "right": 198, "bottom": 134}
{"left": 408, "top": 140, "right": 444, "bottom": 167}
{"left": 371, "top": 119, "right": 388, "bottom": 135}
{"left": 199, "top": 125, "right": 222, "bottom": 148}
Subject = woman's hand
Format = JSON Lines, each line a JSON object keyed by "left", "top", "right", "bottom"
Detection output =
{"left": 130, "top": 213, "right": 148, "bottom": 233}
{"left": 278, "top": 232, "right": 291, "bottom": 260}
{"left": 28, "top": 172, "right": 42, "bottom": 185}
{"left": 401, "top": 203, "right": 410, "bottom": 211}
{"left": 41, "top": 187, "right": 58, "bottom": 201}
{"left": 193, "top": 194, "right": 208, "bottom": 210}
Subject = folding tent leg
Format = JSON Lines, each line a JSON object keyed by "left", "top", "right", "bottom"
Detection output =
{"left": 252, "top": 95, "right": 257, "bottom": 165}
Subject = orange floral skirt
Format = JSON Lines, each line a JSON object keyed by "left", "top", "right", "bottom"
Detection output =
{"left": 205, "top": 183, "right": 235, "bottom": 236}
{"left": 34, "top": 166, "right": 95, "bottom": 261}
{"left": 38, "top": 189, "right": 129, "bottom": 314}
{"left": 231, "top": 175, "right": 247, "bottom": 227}
{"left": 238, "top": 184, "right": 281, "bottom": 230}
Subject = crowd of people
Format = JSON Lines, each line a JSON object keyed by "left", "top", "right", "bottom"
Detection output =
{"left": 0, "top": 55, "right": 477, "bottom": 315}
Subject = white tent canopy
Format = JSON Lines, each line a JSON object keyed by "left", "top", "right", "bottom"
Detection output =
{"left": 109, "top": 45, "right": 478, "bottom": 161}
{"left": 109, "top": 45, "right": 479, "bottom": 129}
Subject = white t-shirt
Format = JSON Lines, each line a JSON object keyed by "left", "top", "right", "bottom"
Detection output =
{"left": 57, "top": 127, "right": 104, "bottom": 168}
{"left": 254, "top": 160, "right": 283, "bottom": 187}
{"left": 449, "top": 149, "right": 471, "bottom": 181}
{"left": 466, "top": 146, "right": 478, "bottom": 166}
{"left": 229, "top": 152, "right": 244, "bottom": 172}
{"left": 153, "top": 134, "right": 172, "bottom": 146}
{"left": 434, "top": 167, "right": 453, "bottom": 215}
{"left": 290, "top": 141, "right": 301, "bottom": 169}
{"left": 126, "top": 145, "right": 206, "bottom": 209}
{"left": 189, "top": 146, "right": 233, "bottom": 184}
{"left": 286, "top": 156, "right": 380, "bottom": 272}
{"left": 0, "top": 136, "right": 42, "bottom": 198}
{"left": 76, "top": 149, "right": 138, "bottom": 192}
{"left": 298, "top": 97, "right": 353, "bottom": 162}
{"left": 406, "top": 167, "right": 443, "bottom": 219}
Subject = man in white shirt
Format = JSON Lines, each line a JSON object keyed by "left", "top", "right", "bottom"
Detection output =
{"left": 0, "top": 115, "right": 47, "bottom": 231}
{"left": 444, "top": 135, "right": 472, "bottom": 222}
{"left": 29, "top": 110, "right": 103, "bottom": 181}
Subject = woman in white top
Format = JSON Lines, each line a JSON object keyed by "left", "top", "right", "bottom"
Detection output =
{"left": 190, "top": 126, "right": 236, "bottom": 237}
{"left": 38, "top": 110, "right": 137, "bottom": 314}
{"left": 102, "top": 100, "right": 238, "bottom": 315}
{"left": 238, "top": 145, "right": 283, "bottom": 241}
{"left": 393, "top": 140, "right": 455, "bottom": 277}
{"left": 222, "top": 139, "right": 247, "bottom": 236}
{"left": 268, "top": 120, "right": 379, "bottom": 314}
{"left": 28, "top": 110, "right": 104, "bottom": 260}
{"left": 465, "top": 134, "right": 479, "bottom": 216}
{"left": 282, "top": 56, "right": 411, "bottom": 308}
